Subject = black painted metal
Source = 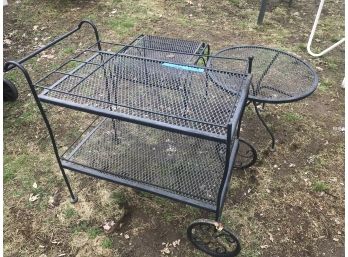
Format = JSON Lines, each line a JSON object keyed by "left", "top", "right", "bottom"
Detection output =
{"left": 37, "top": 54, "right": 248, "bottom": 138}
{"left": 253, "top": 101, "right": 276, "bottom": 151}
{"left": 257, "top": 0, "right": 267, "bottom": 25}
{"left": 187, "top": 219, "right": 241, "bottom": 257}
{"left": 247, "top": 56, "right": 254, "bottom": 73}
{"left": 38, "top": 94, "right": 227, "bottom": 143}
{"left": 257, "top": 0, "right": 294, "bottom": 25}
{"left": 4, "top": 21, "right": 254, "bottom": 257}
{"left": 216, "top": 138, "right": 239, "bottom": 221}
{"left": 122, "top": 34, "right": 207, "bottom": 64}
{"left": 3, "top": 61, "right": 78, "bottom": 203}
{"left": 233, "top": 138, "right": 257, "bottom": 169}
{"left": 207, "top": 45, "right": 319, "bottom": 104}
{"left": 4, "top": 20, "right": 101, "bottom": 72}
{"left": 3, "top": 20, "right": 103, "bottom": 202}
{"left": 62, "top": 159, "right": 217, "bottom": 212}
{"left": 207, "top": 45, "right": 318, "bottom": 152}
{"left": 215, "top": 138, "right": 257, "bottom": 170}
{"left": 99, "top": 40, "right": 246, "bottom": 62}
{"left": 3, "top": 78, "right": 18, "bottom": 102}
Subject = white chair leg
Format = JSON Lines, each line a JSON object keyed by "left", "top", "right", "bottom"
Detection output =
{"left": 307, "top": 0, "right": 345, "bottom": 57}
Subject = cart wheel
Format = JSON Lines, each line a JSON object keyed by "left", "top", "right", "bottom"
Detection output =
{"left": 233, "top": 139, "right": 257, "bottom": 169}
{"left": 4, "top": 79, "right": 18, "bottom": 102}
{"left": 187, "top": 219, "right": 241, "bottom": 257}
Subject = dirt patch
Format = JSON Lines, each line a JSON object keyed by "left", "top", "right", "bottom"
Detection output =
{"left": 71, "top": 233, "right": 115, "bottom": 257}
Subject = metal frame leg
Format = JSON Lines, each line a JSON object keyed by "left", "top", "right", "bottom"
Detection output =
{"left": 3, "top": 21, "right": 105, "bottom": 204}
{"left": 62, "top": 169, "right": 78, "bottom": 203}
{"left": 5, "top": 64, "right": 79, "bottom": 204}
{"left": 253, "top": 101, "right": 275, "bottom": 151}
{"left": 257, "top": 0, "right": 267, "bottom": 25}
{"left": 233, "top": 138, "right": 258, "bottom": 169}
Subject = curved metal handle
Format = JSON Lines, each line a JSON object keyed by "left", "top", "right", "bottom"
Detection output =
{"left": 4, "top": 20, "right": 101, "bottom": 72}
{"left": 78, "top": 20, "right": 101, "bottom": 49}
{"left": 307, "top": 0, "right": 345, "bottom": 57}
{"left": 4, "top": 60, "right": 33, "bottom": 86}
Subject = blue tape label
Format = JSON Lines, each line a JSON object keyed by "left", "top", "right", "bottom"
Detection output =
{"left": 162, "top": 63, "right": 204, "bottom": 73}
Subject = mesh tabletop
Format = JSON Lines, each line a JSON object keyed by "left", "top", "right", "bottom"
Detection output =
{"left": 123, "top": 35, "right": 206, "bottom": 64}
{"left": 38, "top": 51, "right": 249, "bottom": 139}
{"left": 207, "top": 46, "right": 318, "bottom": 103}
{"left": 62, "top": 118, "right": 228, "bottom": 208}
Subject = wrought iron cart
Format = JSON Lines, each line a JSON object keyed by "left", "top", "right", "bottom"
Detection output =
{"left": 4, "top": 21, "right": 253, "bottom": 257}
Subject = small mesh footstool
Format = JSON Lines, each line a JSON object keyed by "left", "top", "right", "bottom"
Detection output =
{"left": 122, "top": 34, "right": 209, "bottom": 64}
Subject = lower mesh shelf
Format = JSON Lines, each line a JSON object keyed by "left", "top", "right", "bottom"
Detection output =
{"left": 61, "top": 118, "right": 228, "bottom": 210}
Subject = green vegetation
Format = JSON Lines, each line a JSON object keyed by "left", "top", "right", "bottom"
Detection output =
{"left": 101, "top": 238, "right": 113, "bottom": 249}
{"left": 4, "top": 70, "right": 21, "bottom": 84}
{"left": 60, "top": 60, "right": 80, "bottom": 73}
{"left": 87, "top": 227, "right": 103, "bottom": 239}
{"left": 107, "top": 16, "right": 135, "bottom": 34}
{"left": 4, "top": 155, "right": 32, "bottom": 183}
{"left": 73, "top": 220, "right": 89, "bottom": 233}
{"left": 313, "top": 181, "right": 329, "bottom": 192}
{"left": 63, "top": 47, "right": 75, "bottom": 55}
{"left": 3, "top": 168, "right": 16, "bottom": 183}
{"left": 283, "top": 112, "right": 303, "bottom": 122}
{"left": 228, "top": 0, "right": 240, "bottom": 5}
{"left": 111, "top": 191, "right": 128, "bottom": 206}
{"left": 318, "top": 80, "right": 331, "bottom": 92}
{"left": 64, "top": 207, "right": 77, "bottom": 218}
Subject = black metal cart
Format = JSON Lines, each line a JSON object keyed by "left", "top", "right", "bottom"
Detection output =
{"left": 4, "top": 21, "right": 254, "bottom": 257}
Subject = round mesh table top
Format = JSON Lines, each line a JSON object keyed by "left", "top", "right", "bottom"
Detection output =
{"left": 207, "top": 46, "right": 319, "bottom": 103}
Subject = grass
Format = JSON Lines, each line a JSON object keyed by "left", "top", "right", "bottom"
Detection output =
{"left": 101, "top": 238, "right": 113, "bottom": 249}
{"left": 87, "top": 227, "right": 103, "bottom": 239}
{"left": 107, "top": 16, "right": 135, "bottom": 35}
{"left": 283, "top": 112, "right": 303, "bottom": 122}
{"left": 64, "top": 207, "right": 77, "bottom": 219}
{"left": 60, "top": 60, "right": 80, "bottom": 73}
{"left": 4, "top": 167, "right": 16, "bottom": 183}
{"left": 73, "top": 220, "right": 89, "bottom": 233}
{"left": 240, "top": 248, "right": 261, "bottom": 257}
{"left": 4, "top": 155, "right": 32, "bottom": 183}
{"left": 312, "top": 181, "right": 329, "bottom": 192}
{"left": 318, "top": 80, "right": 331, "bottom": 92}
{"left": 228, "top": 0, "right": 240, "bottom": 5}
{"left": 4, "top": 101, "right": 41, "bottom": 130}
{"left": 4, "top": 70, "right": 22, "bottom": 84}
{"left": 62, "top": 46, "right": 75, "bottom": 55}
{"left": 111, "top": 191, "right": 128, "bottom": 206}
{"left": 17, "top": 105, "right": 40, "bottom": 125}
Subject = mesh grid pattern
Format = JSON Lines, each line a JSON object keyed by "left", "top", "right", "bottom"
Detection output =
{"left": 123, "top": 35, "right": 205, "bottom": 64}
{"left": 208, "top": 46, "right": 317, "bottom": 102}
{"left": 39, "top": 53, "right": 247, "bottom": 136}
{"left": 62, "top": 118, "right": 225, "bottom": 205}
